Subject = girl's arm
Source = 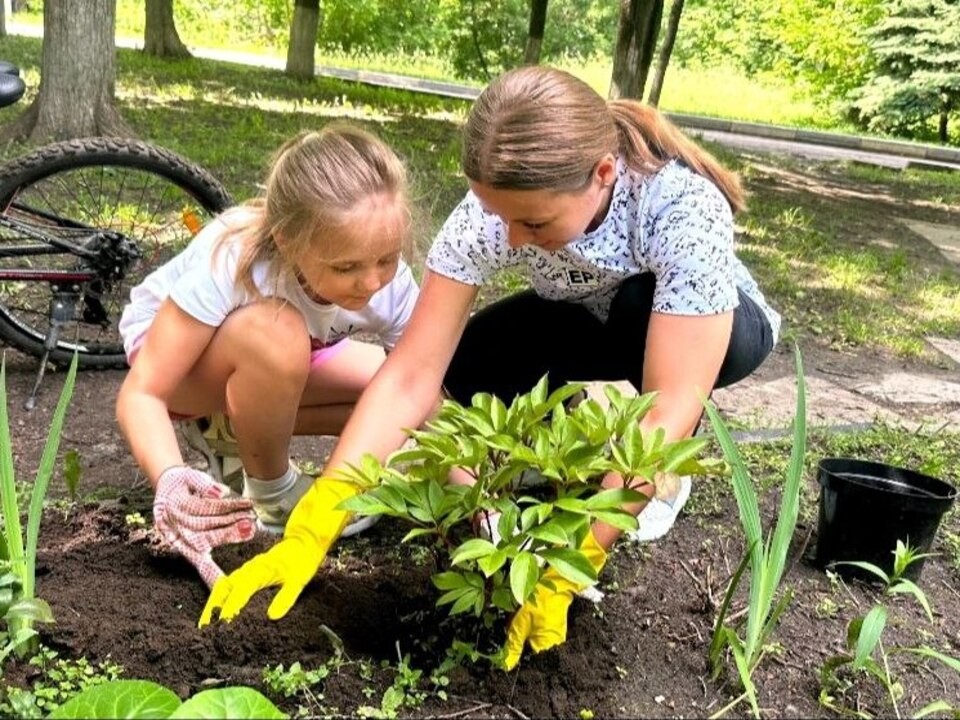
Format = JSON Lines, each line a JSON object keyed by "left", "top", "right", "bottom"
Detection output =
{"left": 116, "top": 299, "right": 217, "bottom": 486}
{"left": 323, "top": 269, "right": 479, "bottom": 474}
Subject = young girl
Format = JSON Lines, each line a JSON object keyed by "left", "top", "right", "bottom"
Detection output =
{"left": 200, "top": 67, "right": 780, "bottom": 667}
{"left": 115, "top": 125, "right": 419, "bottom": 589}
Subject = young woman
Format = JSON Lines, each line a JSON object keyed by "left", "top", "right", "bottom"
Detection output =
{"left": 116, "top": 126, "right": 419, "bottom": 588}
{"left": 200, "top": 67, "right": 780, "bottom": 669}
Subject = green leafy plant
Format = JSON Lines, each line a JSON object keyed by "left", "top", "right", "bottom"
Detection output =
{"left": 832, "top": 540, "right": 936, "bottom": 621}
{"left": 0, "top": 647, "right": 124, "bottom": 718}
{"left": 338, "top": 377, "right": 717, "bottom": 659}
{"left": 819, "top": 546, "right": 960, "bottom": 719}
{"left": 1, "top": 354, "right": 79, "bottom": 662}
{"left": 48, "top": 679, "right": 285, "bottom": 719}
{"left": 704, "top": 346, "right": 807, "bottom": 719}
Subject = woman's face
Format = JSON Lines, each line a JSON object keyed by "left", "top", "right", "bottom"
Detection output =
{"left": 468, "top": 154, "right": 617, "bottom": 252}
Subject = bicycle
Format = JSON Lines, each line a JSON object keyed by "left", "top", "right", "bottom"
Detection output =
{"left": 0, "top": 61, "right": 232, "bottom": 408}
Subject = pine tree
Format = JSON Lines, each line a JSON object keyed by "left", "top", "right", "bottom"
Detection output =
{"left": 854, "top": 0, "right": 960, "bottom": 142}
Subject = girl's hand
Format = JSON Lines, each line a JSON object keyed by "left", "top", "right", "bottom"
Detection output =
{"left": 153, "top": 466, "right": 257, "bottom": 587}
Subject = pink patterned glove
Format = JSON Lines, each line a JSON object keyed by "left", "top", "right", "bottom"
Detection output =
{"left": 153, "top": 466, "right": 257, "bottom": 588}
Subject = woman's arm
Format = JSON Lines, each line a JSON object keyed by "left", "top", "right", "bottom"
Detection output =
{"left": 323, "top": 269, "right": 479, "bottom": 474}
{"left": 116, "top": 300, "right": 216, "bottom": 485}
{"left": 593, "top": 309, "right": 732, "bottom": 546}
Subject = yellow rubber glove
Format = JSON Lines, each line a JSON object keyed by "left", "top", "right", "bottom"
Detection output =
{"left": 198, "top": 478, "right": 358, "bottom": 626}
{"left": 503, "top": 531, "right": 607, "bottom": 671}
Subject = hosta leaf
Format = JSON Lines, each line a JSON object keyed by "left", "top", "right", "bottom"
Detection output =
{"left": 171, "top": 687, "right": 285, "bottom": 719}
{"left": 50, "top": 680, "right": 182, "bottom": 719}
{"left": 451, "top": 539, "right": 497, "bottom": 566}
{"left": 541, "top": 548, "right": 597, "bottom": 586}
{"left": 510, "top": 552, "right": 540, "bottom": 605}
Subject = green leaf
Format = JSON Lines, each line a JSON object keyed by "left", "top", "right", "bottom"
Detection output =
{"left": 526, "top": 522, "right": 569, "bottom": 545}
{"left": 477, "top": 549, "right": 508, "bottom": 577}
{"left": 50, "top": 680, "right": 182, "bottom": 719}
{"left": 888, "top": 579, "right": 933, "bottom": 622}
{"left": 449, "top": 587, "right": 483, "bottom": 616}
{"left": 591, "top": 509, "right": 639, "bottom": 532}
{"left": 171, "top": 687, "right": 286, "bottom": 719}
{"left": 431, "top": 572, "right": 466, "bottom": 591}
{"left": 6, "top": 597, "right": 54, "bottom": 624}
{"left": 912, "top": 700, "right": 956, "bottom": 719}
{"left": 541, "top": 548, "right": 597, "bottom": 586}
{"left": 63, "top": 449, "right": 82, "bottom": 499}
{"left": 584, "top": 488, "right": 647, "bottom": 510}
{"left": 401, "top": 527, "right": 435, "bottom": 543}
{"left": 852, "top": 605, "right": 887, "bottom": 670}
{"left": 450, "top": 539, "right": 496, "bottom": 566}
{"left": 509, "top": 552, "right": 539, "bottom": 605}
{"left": 0, "top": 357, "right": 25, "bottom": 586}
{"left": 905, "top": 646, "right": 960, "bottom": 674}
{"left": 832, "top": 560, "right": 890, "bottom": 585}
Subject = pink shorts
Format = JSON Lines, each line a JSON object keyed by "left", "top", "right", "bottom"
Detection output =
{"left": 126, "top": 334, "right": 350, "bottom": 421}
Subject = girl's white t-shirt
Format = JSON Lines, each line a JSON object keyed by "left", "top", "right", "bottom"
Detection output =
{"left": 118, "top": 210, "right": 420, "bottom": 355}
{"left": 426, "top": 159, "right": 781, "bottom": 342}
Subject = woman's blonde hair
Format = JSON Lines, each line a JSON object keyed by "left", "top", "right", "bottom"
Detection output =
{"left": 461, "top": 66, "right": 745, "bottom": 213}
{"left": 219, "top": 124, "right": 410, "bottom": 296}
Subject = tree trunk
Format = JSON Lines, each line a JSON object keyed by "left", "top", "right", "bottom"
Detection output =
{"left": 523, "top": 0, "right": 548, "bottom": 65}
{"left": 0, "top": 0, "right": 131, "bottom": 143}
{"left": 939, "top": 107, "right": 949, "bottom": 143}
{"left": 609, "top": 0, "right": 663, "bottom": 100}
{"left": 647, "top": 0, "right": 684, "bottom": 107}
{"left": 144, "top": 0, "right": 191, "bottom": 59}
{"left": 286, "top": 0, "right": 321, "bottom": 81}
{"left": 0, "top": 0, "right": 6, "bottom": 38}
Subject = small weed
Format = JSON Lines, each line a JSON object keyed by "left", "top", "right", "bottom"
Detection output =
{"left": 0, "top": 647, "right": 124, "bottom": 717}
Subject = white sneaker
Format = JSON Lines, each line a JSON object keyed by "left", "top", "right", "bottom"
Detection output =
{"left": 251, "top": 462, "right": 380, "bottom": 538}
{"left": 180, "top": 414, "right": 243, "bottom": 490}
{"left": 628, "top": 475, "right": 692, "bottom": 543}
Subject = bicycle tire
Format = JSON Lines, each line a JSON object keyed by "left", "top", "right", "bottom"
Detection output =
{"left": 0, "top": 137, "right": 232, "bottom": 369}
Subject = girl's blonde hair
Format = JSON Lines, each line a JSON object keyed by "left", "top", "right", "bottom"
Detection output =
{"left": 461, "top": 66, "right": 745, "bottom": 213}
{"left": 220, "top": 124, "right": 410, "bottom": 296}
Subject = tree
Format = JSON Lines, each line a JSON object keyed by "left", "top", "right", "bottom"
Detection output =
{"left": 0, "top": 0, "right": 130, "bottom": 143}
{"left": 144, "top": 0, "right": 191, "bottom": 59}
{"left": 523, "top": 0, "right": 548, "bottom": 65}
{"left": 647, "top": 0, "right": 684, "bottom": 106}
{"left": 854, "top": 0, "right": 960, "bottom": 142}
{"left": 286, "top": 0, "right": 321, "bottom": 80}
{"left": 609, "top": 0, "right": 663, "bottom": 100}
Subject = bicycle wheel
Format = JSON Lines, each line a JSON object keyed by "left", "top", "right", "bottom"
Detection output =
{"left": 0, "top": 137, "right": 232, "bottom": 368}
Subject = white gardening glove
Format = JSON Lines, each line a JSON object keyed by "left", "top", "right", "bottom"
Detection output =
{"left": 153, "top": 466, "right": 258, "bottom": 588}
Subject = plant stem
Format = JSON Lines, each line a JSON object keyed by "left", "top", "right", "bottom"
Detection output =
{"left": 708, "top": 691, "right": 749, "bottom": 719}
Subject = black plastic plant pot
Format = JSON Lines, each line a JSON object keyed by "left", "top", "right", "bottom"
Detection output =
{"left": 813, "top": 458, "right": 957, "bottom": 582}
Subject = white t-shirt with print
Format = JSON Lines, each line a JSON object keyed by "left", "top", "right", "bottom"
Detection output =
{"left": 426, "top": 159, "right": 781, "bottom": 342}
{"left": 118, "top": 209, "right": 420, "bottom": 356}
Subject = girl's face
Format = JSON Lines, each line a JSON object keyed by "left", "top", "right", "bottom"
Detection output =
{"left": 291, "top": 193, "right": 407, "bottom": 310}
{"left": 468, "top": 154, "right": 617, "bottom": 252}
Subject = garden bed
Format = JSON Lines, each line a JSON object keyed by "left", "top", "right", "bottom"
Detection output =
{"left": 4, "top": 344, "right": 957, "bottom": 719}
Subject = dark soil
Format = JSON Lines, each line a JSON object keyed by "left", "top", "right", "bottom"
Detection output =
{"left": 3, "top": 155, "right": 960, "bottom": 719}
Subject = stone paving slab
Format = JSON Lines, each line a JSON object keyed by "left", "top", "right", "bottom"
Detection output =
{"left": 900, "top": 219, "right": 960, "bottom": 265}
{"left": 852, "top": 372, "right": 960, "bottom": 405}
{"left": 926, "top": 336, "right": 960, "bottom": 367}
{"left": 585, "top": 374, "right": 904, "bottom": 430}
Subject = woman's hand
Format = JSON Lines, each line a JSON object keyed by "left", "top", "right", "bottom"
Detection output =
{"left": 198, "top": 478, "right": 360, "bottom": 626}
